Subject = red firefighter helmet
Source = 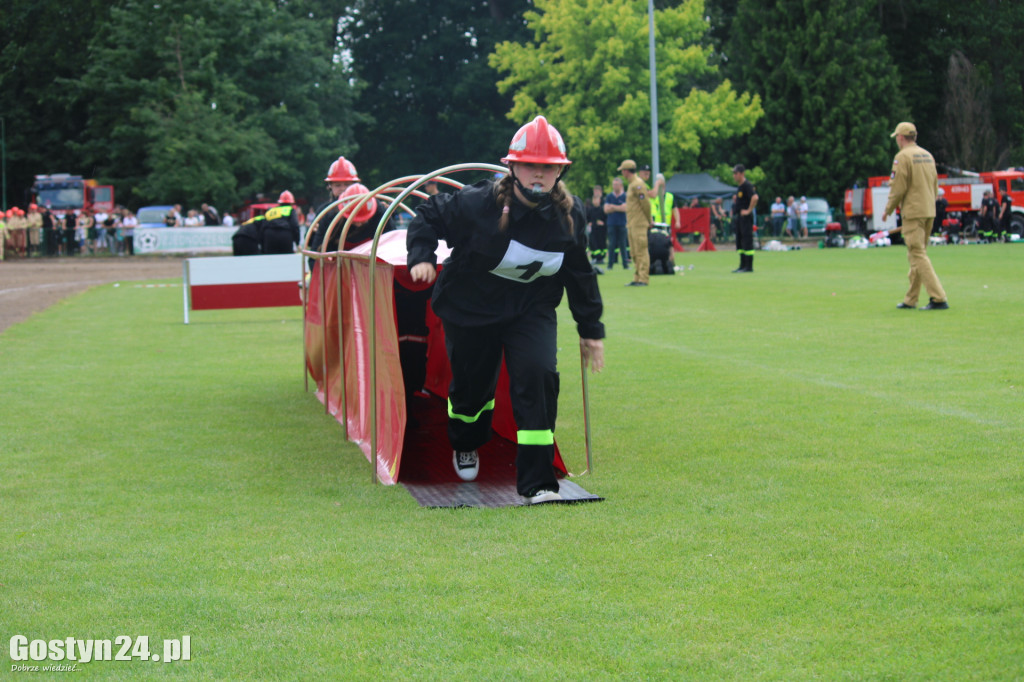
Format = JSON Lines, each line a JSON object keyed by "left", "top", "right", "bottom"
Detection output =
{"left": 501, "top": 115, "right": 571, "bottom": 166}
{"left": 277, "top": 190, "right": 295, "bottom": 204}
{"left": 29, "top": 203, "right": 39, "bottom": 211}
{"left": 340, "top": 183, "right": 377, "bottom": 223}
{"left": 324, "top": 156, "right": 360, "bottom": 183}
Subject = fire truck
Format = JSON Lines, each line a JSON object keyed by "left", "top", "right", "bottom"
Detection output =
{"left": 844, "top": 169, "right": 1024, "bottom": 236}
{"left": 30, "top": 174, "right": 115, "bottom": 212}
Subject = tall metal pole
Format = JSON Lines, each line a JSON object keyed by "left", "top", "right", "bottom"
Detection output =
{"left": 1, "top": 116, "right": 7, "bottom": 213}
{"left": 647, "top": 0, "right": 660, "bottom": 180}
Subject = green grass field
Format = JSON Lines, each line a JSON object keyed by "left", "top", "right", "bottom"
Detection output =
{"left": 2, "top": 244, "right": 1022, "bottom": 680}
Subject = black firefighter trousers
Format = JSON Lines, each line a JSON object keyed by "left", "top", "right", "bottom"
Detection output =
{"left": 442, "top": 308, "right": 561, "bottom": 496}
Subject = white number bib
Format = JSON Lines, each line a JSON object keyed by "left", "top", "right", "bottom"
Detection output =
{"left": 490, "top": 239, "right": 564, "bottom": 283}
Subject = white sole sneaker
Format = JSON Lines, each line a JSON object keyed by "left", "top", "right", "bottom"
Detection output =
{"left": 525, "top": 489, "right": 562, "bottom": 505}
{"left": 453, "top": 450, "right": 479, "bottom": 481}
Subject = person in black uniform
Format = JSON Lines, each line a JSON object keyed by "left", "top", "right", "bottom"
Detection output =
{"left": 997, "top": 191, "right": 1012, "bottom": 242}
{"left": 232, "top": 215, "right": 264, "bottom": 256}
{"left": 63, "top": 210, "right": 77, "bottom": 256}
{"left": 406, "top": 115, "right": 605, "bottom": 505}
{"left": 647, "top": 225, "right": 674, "bottom": 275}
{"left": 330, "top": 182, "right": 396, "bottom": 250}
{"left": 586, "top": 184, "right": 607, "bottom": 270}
{"left": 979, "top": 190, "right": 997, "bottom": 242}
{"left": 934, "top": 188, "right": 948, "bottom": 239}
{"left": 40, "top": 207, "right": 56, "bottom": 257}
{"left": 307, "top": 179, "right": 398, "bottom": 270}
{"left": 309, "top": 155, "right": 361, "bottom": 258}
{"left": 261, "top": 190, "right": 301, "bottom": 254}
{"left": 731, "top": 164, "right": 759, "bottom": 272}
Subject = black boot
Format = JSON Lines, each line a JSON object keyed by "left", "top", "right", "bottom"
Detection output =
{"left": 732, "top": 255, "right": 747, "bottom": 273}
{"left": 745, "top": 254, "right": 754, "bottom": 272}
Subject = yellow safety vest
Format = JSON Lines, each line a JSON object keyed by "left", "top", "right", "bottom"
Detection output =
{"left": 651, "top": 192, "right": 674, "bottom": 226}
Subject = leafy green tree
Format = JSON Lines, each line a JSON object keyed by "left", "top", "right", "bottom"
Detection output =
{"left": 489, "top": 0, "right": 762, "bottom": 194}
{"left": 0, "top": 0, "right": 112, "bottom": 209}
{"left": 340, "top": 0, "right": 532, "bottom": 190}
{"left": 726, "top": 0, "right": 904, "bottom": 204}
{"left": 877, "top": 0, "right": 1024, "bottom": 169}
{"left": 74, "top": 0, "right": 358, "bottom": 211}
{"left": 938, "top": 50, "right": 1004, "bottom": 171}
{"left": 702, "top": 0, "right": 739, "bottom": 63}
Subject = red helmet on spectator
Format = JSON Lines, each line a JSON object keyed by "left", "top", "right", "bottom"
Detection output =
{"left": 501, "top": 116, "right": 571, "bottom": 166}
{"left": 28, "top": 203, "right": 39, "bottom": 211}
{"left": 278, "top": 190, "right": 295, "bottom": 204}
{"left": 340, "top": 183, "right": 377, "bottom": 223}
{"left": 324, "top": 156, "right": 360, "bottom": 183}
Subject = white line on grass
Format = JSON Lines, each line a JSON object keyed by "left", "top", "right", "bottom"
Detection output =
{"left": 0, "top": 281, "right": 111, "bottom": 296}
{"left": 632, "top": 335, "right": 1014, "bottom": 430}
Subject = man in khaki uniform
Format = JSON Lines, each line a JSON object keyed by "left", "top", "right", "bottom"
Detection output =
{"left": 26, "top": 204, "right": 43, "bottom": 256}
{"left": 620, "top": 159, "right": 653, "bottom": 286}
{"left": 881, "top": 122, "right": 949, "bottom": 310}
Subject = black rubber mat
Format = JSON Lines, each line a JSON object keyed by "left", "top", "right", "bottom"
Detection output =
{"left": 402, "top": 478, "right": 602, "bottom": 508}
{"left": 399, "top": 393, "right": 603, "bottom": 508}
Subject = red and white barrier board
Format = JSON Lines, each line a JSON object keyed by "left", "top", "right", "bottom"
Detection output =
{"left": 183, "top": 253, "right": 303, "bottom": 323}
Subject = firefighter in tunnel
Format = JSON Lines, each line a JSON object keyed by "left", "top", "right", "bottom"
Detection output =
{"left": 406, "top": 115, "right": 605, "bottom": 504}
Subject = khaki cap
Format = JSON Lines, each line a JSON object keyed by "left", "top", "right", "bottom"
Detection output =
{"left": 890, "top": 121, "right": 917, "bottom": 138}
{"left": 618, "top": 159, "right": 637, "bottom": 171}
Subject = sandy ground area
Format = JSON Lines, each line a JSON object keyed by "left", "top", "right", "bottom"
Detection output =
{"left": 0, "top": 256, "right": 185, "bottom": 334}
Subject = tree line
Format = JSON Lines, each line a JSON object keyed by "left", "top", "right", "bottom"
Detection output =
{"left": 1, "top": 0, "right": 1019, "bottom": 214}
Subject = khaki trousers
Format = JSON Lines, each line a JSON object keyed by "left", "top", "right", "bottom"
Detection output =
{"left": 902, "top": 217, "right": 947, "bottom": 306}
{"left": 627, "top": 225, "right": 650, "bottom": 284}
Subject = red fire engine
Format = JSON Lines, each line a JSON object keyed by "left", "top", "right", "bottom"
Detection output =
{"left": 844, "top": 169, "right": 1024, "bottom": 236}
{"left": 30, "top": 174, "right": 115, "bottom": 212}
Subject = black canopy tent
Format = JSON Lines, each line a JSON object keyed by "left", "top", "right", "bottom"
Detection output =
{"left": 665, "top": 172, "right": 736, "bottom": 201}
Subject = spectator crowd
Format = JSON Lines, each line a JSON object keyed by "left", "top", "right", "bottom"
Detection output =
{"left": 0, "top": 202, "right": 239, "bottom": 260}
{"left": 2, "top": 175, "right": 822, "bottom": 265}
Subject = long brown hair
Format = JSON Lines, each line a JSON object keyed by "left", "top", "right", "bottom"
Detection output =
{"left": 493, "top": 173, "right": 574, "bottom": 235}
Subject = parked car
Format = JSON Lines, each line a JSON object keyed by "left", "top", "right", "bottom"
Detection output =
{"left": 805, "top": 197, "right": 833, "bottom": 235}
{"left": 137, "top": 205, "right": 176, "bottom": 228}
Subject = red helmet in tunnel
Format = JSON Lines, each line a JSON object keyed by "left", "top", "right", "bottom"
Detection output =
{"left": 339, "top": 183, "right": 377, "bottom": 223}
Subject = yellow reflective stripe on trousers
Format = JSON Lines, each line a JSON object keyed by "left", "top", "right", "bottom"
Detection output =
{"left": 517, "top": 429, "right": 554, "bottom": 446}
{"left": 448, "top": 398, "right": 495, "bottom": 423}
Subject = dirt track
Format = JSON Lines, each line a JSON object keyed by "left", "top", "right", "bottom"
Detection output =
{"left": 0, "top": 256, "right": 185, "bottom": 333}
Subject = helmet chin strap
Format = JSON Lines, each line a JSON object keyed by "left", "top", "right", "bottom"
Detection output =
{"left": 510, "top": 167, "right": 567, "bottom": 205}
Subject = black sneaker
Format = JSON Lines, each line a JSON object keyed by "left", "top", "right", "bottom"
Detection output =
{"left": 920, "top": 299, "right": 949, "bottom": 310}
{"left": 896, "top": 303, "right": 915, "bottom": 309}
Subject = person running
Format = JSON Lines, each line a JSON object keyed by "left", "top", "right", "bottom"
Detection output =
{"left": 406, "top": 115, "right": 605, "bottom": 504}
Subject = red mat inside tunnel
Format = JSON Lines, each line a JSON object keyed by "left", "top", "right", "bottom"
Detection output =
{"left": 399, "top": 392, "right": 603, "bottom": 508}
